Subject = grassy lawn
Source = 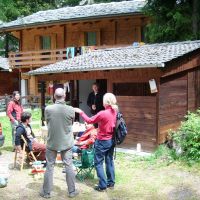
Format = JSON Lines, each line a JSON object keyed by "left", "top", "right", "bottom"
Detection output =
{"left": 0, "top": 109, "right": 200, "bottom": 199}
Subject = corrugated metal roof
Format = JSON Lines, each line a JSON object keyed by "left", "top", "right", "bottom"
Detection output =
{"left": 0, "top": 0, "right": 145, "bottom": 31}
{"left": 28, "top": 40, "right": 200, "bottom": 75}
{"left": 0, "top": 57, "right": 9, "bottom": 71}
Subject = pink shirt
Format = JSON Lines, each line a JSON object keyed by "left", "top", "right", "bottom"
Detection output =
{"left": 80, "top": 106, "right": 117, "bottom": 140}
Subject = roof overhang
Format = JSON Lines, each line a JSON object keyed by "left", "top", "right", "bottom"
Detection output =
{"left": 0, "top": 12, "right": 142, "bottom": 33}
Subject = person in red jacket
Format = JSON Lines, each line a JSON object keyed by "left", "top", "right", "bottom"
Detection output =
{"left": 74, "top": 93, "right": 118, "bottom": 191}
{"left": 72, "top": 123, "right": 97, "bottom": 154}
{"left": 7, "top": 91, "right": 23, "bottom": 149}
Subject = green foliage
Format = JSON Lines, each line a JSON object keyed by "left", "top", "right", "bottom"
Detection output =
{"left": 171, "top": 110, "right": 200, "bottom": 163}
{"left": 143, "top": 0, "right": 200, "bottom": 42}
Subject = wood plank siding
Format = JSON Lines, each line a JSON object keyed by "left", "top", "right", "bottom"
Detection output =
{"left": 0, "top": 70, "right": 19, "bottom": 95}
{"left": 14, "top": 16, "right": 145, "bottom": 52}
{"left": 117, "top": 96, "right": 157, "bottom": 151}
{"left": 159, "top": 73, "right": 188, "bottom": 143}
{"left": 188, "top": 67, "right": 200, "bottom": 111}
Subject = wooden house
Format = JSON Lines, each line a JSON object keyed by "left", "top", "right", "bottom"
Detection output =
{"left": 0, "top": 0, "right": 148, "bottom": 97}
{"left": 28, "top": 40, "right": 200, "bottom": 151}
{"left": 0, "top": 57, "right": 19, "bottom": 95}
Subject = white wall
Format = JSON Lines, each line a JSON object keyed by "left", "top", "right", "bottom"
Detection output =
{"left": 79, "top": 80, "right": 95, "bottom": 122}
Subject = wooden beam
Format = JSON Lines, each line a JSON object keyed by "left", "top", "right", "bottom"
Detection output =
{"left": 156, "top": 78, "right": 160, "bottom": 145}
{"left": 162, "top": 52, "right": 200, "bottom": 77}
{"left": 19, "top": 30, "right": 23, "bottom": 51}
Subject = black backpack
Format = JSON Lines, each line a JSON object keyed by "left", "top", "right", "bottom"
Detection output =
{"left": 113, "top": 112, "right": 128, "bottom": 146}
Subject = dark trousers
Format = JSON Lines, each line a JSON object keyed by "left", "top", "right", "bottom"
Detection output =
{"left": 94, "top": 139, "right": 115, "bottom": 189}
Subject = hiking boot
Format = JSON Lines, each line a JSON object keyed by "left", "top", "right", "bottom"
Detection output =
{"left": 107, "top": 184, "right": 114, "bottom": 190}
{"left": 39, "top": 192, "right": 51, "bottom": 199}
{"left": 68, "top": 190, "right": 79, "bottom": 198}
{"left": 94, "top": 186, "right": 107, "bottom": 192}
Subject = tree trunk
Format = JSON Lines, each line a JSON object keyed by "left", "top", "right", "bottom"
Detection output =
{"left": 192, "top": 0, "right": 199, "bottom": 38}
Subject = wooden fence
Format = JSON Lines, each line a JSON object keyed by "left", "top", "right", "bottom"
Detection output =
{"left": 0, "top": 95, "right": 51, "bottom": 112}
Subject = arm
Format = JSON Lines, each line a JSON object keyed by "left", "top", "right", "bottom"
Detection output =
{"left": 87, "top": 93, "right": 92, "bottom": 107}
{"left": 80, "top": 111, "right": 102, "bottom": 124}
{"left": 15, "top": 126, "right": 23, "bottom": 151}
{"left": 7, "top": 101, "right": 15, "bottom": 122}
{"left": 45, "top": 108, "right": 49, "bottom": 124}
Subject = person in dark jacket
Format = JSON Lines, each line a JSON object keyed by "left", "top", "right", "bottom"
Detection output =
{"left": 87, "top": 82, "right": 104, "bottom": 115}
{"left": 7, "top": 91, "right": 23, "bottom": 148}
{"left": 15, "top": 112, "right": 46, "bottom": 161}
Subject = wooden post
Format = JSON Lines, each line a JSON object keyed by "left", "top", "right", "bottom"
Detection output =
{"left": 41, "top": 81, "right": 45, "bottom": 126}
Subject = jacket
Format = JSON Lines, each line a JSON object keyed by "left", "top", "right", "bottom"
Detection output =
{"left": 15, "top": 123, "right": 35, "bottom": 151}
{"left": 87, "top": 92, "right": 104, "bottom": 114}
{"left": 45, "top": 100, "right": 75, "bottom": 151}
{"left": 80, "top": 106, "right": 117, "bottom": 140}
{"left": 7, "top": 100, "right": 23, "bottom": 122}
{"left": 76, "top": 127, "right": 97, "bottom": 149}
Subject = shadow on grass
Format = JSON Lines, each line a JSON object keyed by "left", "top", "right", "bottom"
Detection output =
{"left": 26, "top": 182, "right": 68, "bottom": 199}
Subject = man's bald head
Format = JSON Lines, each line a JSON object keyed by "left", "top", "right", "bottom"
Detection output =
{"left": 54, "top": 88, "right": 65, "bottom": 100}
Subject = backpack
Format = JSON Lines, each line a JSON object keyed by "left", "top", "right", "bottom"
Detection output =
{"left": 113, "top": 112, "right": 127, "bottom": 145}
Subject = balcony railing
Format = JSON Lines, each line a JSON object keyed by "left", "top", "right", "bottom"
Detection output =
{"left": 8, "top": 45, "right": 128, "bottom": 68}
{"left": 9, "top": 48, "right": 68, "bottom": 68}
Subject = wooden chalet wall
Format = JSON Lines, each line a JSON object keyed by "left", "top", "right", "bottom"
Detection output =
{"left": 15, "top": 16, "right": 145, "bottom": 52}
{"left": 0, "top": 70, "right": 19, "bottom": 95}
{"left": 117, "top": 96, "right": 157, "bottom": 151}
{"left": 37, "top": 68, "right": 161, "bottom": 151}
{"left": 159, "top": 73, "right": 188, "bottom": 143}
{"left": 188, "top": 67, "right": 200, "bottom": 111}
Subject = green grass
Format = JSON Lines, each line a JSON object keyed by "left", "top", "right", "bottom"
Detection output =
{"left": 0, "top": 109, "right": 200, "bottom": 199}
{"left": 0, "top": 109, "right": 42, "bottom": 149}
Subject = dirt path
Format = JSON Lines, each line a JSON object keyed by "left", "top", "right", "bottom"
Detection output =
{"left": 0, "top": 151, "right": 200, "bottom": 200}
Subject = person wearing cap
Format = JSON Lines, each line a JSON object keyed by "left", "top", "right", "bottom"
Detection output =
{"left": 40, "top": 88, "right": 79, "bottom": 199}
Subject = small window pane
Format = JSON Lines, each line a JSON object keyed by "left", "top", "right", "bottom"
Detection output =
{"left": 86, "top": 32, "right": 97, "bottom": 46}
{"left": 40, "top": 36, "right": 51, "bottom": 50}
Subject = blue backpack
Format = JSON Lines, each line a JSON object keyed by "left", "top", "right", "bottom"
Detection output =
{"left": 113, "top": 112, "right": 127, "bottom": 145}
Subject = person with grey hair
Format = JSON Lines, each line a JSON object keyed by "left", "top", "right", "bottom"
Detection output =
{"left": 40, "top": 88, "right": 79, "bottom": 199}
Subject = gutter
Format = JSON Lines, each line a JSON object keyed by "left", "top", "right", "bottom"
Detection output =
{"left": 0, "top": 12, "right": 142, "bottom": 32}
{"left": 27, "top": 63, "right": 165, "bottom": 76}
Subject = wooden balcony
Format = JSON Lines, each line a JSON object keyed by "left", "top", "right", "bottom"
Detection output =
{"left": 8, "top": 45, "right": 129, "bottom": 68}
{"left": 9, "top": 49, "right": 68, "bottom": 68}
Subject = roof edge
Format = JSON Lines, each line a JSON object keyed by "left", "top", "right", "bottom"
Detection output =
{"left": 0, "top": 12, "right": 143, "bottom": 33}
{"left": 27, "top": 63, "right": 164, "bottom": 76}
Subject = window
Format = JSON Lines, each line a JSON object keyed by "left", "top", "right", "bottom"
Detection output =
{"left": 40, "top": 36, "right": 51, "bottom": 50}
{"left": 85, "top": 32, "right": 97, "bottom": 46}
{"left": 113, "top": 82, "right": 154, "bottom": 96}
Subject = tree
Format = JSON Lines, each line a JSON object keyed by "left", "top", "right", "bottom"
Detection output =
{"left": 143, "top": 0, "right": 200, "bottom": 43}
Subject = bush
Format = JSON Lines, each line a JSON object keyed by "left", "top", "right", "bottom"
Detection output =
{"left": 171, "top": 110, "right": 200, "bottom": 163}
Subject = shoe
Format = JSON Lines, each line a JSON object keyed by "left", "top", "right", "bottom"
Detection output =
{"left": 94, "top": 186, "right": 107, "bottom": 192}
{"left": 68, "top": 190, "right": 79, "bottom": 198}
{"left": 39, "top": 192, "right": 51, "bottom": 199}
{"left": 107, "top": 184, "right": 114, "bottom": 190}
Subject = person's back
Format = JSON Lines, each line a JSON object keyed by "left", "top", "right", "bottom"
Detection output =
{"left": 41, "top": 88, "right": 78, "bottom": 199}
{"left": 45, "top": 102, "right": 74, "bottom": 151}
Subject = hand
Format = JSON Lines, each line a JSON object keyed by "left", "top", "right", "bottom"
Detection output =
{"left": 92, "top": 105, "right": 96, "bottom": 110}
{"left": 74, "top": 108, "right": 83, "bottom": 113}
